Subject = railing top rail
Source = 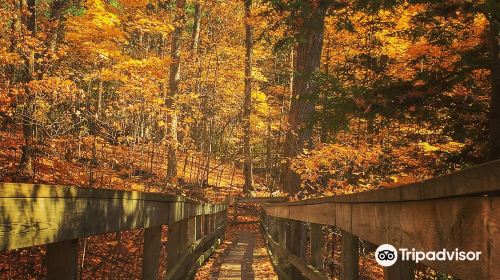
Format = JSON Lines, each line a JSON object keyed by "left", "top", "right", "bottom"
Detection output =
{"left": 0, "top": 182, "right": 221, "bottom": 205}
{"left": 0, "top": 182, "right": 226, "bottom": 251}
{"left": 265, "top": 159, "right": 500, "bottom": 206}
{"left": 235, "top": 197, "right": 288, "bottom": 203}
{"left": 261, "top": 161, "right": 500, "bottom": 279}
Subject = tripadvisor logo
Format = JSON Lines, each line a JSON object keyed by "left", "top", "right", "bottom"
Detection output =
{"left": 375, "top": 244, "right": 398, "bottom": 267}
{"left": 375, "top": 244, "right": 482, "bottom": 267}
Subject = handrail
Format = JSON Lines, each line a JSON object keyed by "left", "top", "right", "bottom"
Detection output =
{"left": 232, "top": 196, "right": 288, "bottom": 224}
{"left": 234, "top": 196, "right": 288, "bottom": 204}
{"left": 267, "top": 159, "right": 500, "bottom": 206}
{"left": 260, "top": 160, "right": 500, "bottom": 280}
{"left": 165, "top": 223, "right": 226, "bottom": 280}
{"left": 0, "top": 182, "right": 228, "bottom": 280}
{"left": 261, "top": 222, "right": 326, "bottom": 280}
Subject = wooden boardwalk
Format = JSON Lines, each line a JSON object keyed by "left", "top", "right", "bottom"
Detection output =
{"left": 218, "top": 231, "right": 255, "bottom": 279}
{"left": 195, "top": 222, "right": 278, "bottom": 280}
{"left": 1, "top": 160, "right": 500, "bottom": 279}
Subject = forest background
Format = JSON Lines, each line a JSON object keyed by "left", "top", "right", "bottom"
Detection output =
{"left": 0, "top": 0, "right": 499, "bottom": 203}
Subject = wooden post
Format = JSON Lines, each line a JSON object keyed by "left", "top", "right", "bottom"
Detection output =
{"left": 260, "top": 203, "right": 265, "bottom": 223}
{"left": 204, "top": 214, "right": 211, "bottom": 235}
{"left": 287, "top": 220, "right": 306, "bottom": 279}
{"left": 166, "top": 221, "right": 181, "bottom": 271}
{"left": 210, "top": 213, "right": 216, "bottom": 232}
{"left": 195, "top": 215, "right": 202, "bottom": 240}
{"left": 216, "top": 212, "right": 221, "bottom": 227}
{"left": 384, "top": 259, "right": 415, "bottom": 280}
{"left": 310, "top": 223, "right": 323, "bottom": 271}
{"left": 269, "top": 216, "right": 276, "bottom": 240}
{"left": 341, "top": 230, "right": 359, "bottom": 280}
{"left": 224, "top": 196, "right": 230, "bottom": 226}
{"left": 268, "top": 215, "right": 272, "bottom": 229}
{"left": 179, "top": 219, "right": 189, "bottom": 251}
{"left": 278, "top": 218, "right": 286, "bottom": 248}
{"left": 220, "top": 211, "right": 224, "bottom": 227}
{"left": 187, "top": 217, "right": 196, "bottom": 246}
{"left": 141, "top": 226, "right": 161, "bottom": 280}
{"left": 220, "top": 211, "right": 224, "bottom": 226}
{"left": 233, "top": 199, "right": 238, "bottom": 224}
{"left": 265, "top": 208, "right": 270, "bottom": 228}
{"left": 268, "top": 216, "right": 279, "bottom": 263}
{"left": 169, "top": 219, "right": 189, "bottom": 277}
{"left": 213, "top": 212, "right": 218, "bottom": 229}
{"left": 277, "top": 218, "right": 291, "bottom": 273}
{"left": 47, "top": 239, "right": 78, "bottom": 280}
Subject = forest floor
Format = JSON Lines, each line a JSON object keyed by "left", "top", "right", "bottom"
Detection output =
{"left": 0, "top": 130, "right": 278, "bottom": 279}
{"left": 0, "top": 130, "right": 442, "bottom": 279}
{"left": 0, "top": 130, "right": 276, "bottom": 202}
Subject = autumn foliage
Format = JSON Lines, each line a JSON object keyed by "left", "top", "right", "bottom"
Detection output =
{"left": 0, "top": 0, "right": 499, "bottom": 278}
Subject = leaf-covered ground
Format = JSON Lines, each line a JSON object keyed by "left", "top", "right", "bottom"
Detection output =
{"left": 0, "top": 131, "right": 277, "bottom": 279}
{"left": 0, "top": 131, "right": 275, "bottom": 202}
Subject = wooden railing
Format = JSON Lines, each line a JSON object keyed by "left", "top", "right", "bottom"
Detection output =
{"left": 0, "top": 183, "right": 228, "bottom": 280}
{"left": 232, "top": 196, "right": 287, "bottom": 224}
{"left": 260, "top": 160, "right": 500, "bottom": 280}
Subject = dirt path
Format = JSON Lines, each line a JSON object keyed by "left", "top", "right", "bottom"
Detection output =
{"left": 194, "top": 223, "right": 278, "bottom": 280}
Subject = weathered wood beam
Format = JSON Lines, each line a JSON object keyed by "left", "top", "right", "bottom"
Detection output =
{"left": 261, "top": 221, "right": 327, "bottom": 280}
{"left": 0, "top": 183, "right": 226, "bottom": 251}
{"left": 384, "top": 259, "right": 415, "bottom": 280}
{"left": 264, "top": 159, "right": 500, "bottom": 205}
{"left": 341, "top": 230, "right": 359, "bottom": 280}
{"left": 141, "top": 226, "right": 162, "bottom": 280}
{"left": 195, "top": 215, "right": 202, "bottom": 240}
{"left": 203, "top": 214, "right": 211, "bottom": 235}
{"left": 166, "top": 221, "right": 181, "bottom": 272}
{"left": 235, "top": 196, "right": 288, "bottom": 203}
{"left": 187, "top": 217, "right": 196, "bottom": 245}
{"left": 310, "top": 223, "right": 323, "bottom": 271}
{"left": 233, "top": 201, "right": 238, "bottom": 224}
{"left": 260, "top": 223, "right": 291, "bottom": 280}
{"left": 264, "top": 197, "right": 500, "bottom": 279}
{"left": 209, "top": 213, "right": 215, "bottom": 233}
{"left": 165, "top": 224, "right": 226, "bottom": 280}
{"left": 46, "top": 238, "right": 78, "bottom": 280}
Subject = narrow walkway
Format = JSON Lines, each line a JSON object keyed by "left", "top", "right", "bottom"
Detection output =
{"left": 218, "top": 231, "right": 255, "bottom": 279}
{"left": 195, "top": 223, "right": 278, "bottom": 280}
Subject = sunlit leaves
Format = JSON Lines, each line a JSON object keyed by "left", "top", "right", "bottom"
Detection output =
{"left": 65, "top": 0, "right": 126, "bottom": 61}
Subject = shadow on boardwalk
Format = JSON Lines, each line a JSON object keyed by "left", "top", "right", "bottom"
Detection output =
{"left": 217, "top": 231, "right": 255, "bottom": 279}
{"left": 195, "top": 223, "right": 278, "bottom": 280}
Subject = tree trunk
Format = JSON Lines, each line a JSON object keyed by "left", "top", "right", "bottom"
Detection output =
{"left": 279, "top": 49, "right": 294, "bottom": 188}
{"left": 242, "top": 0, "right": 254, "bottom": 194}
{"left": 47, "top": 0, "right": 66, "bottom": 51}
{"left": 8, "top": 0, "right": 22, "bottom": 84}
{"left": 191, "top": 1, "right": 201, "bottom": 52}
{"left": 282, "top": 2, "right": 327, "bottom": 195}
{"left": 19, "top": 0, "right": 37, "bottom": 177}
{"left": 165, "top": 0, "right": 186, "bottom": 181}
{"left": 265, "top": 118, "right": 272, "bottom": 185}
{"left": 488, "top": 12, "right": 500, "bottom": 160}
{"left": 320, "top": 37, "right": 331, "bottom": 143}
